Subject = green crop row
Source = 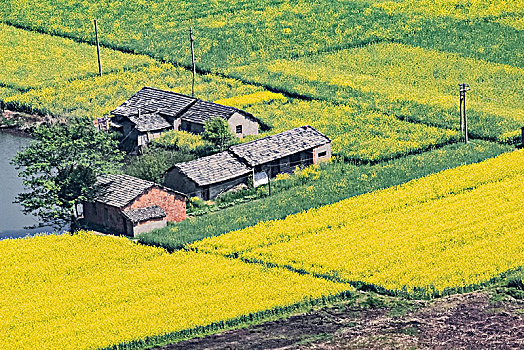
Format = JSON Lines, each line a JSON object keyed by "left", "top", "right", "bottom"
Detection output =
{"left": 3, "top": 0, "right": 521, "bottom": 72}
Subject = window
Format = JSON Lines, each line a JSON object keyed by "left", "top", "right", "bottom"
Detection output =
{"left": 236, "top": 125, "right": 243, "bottom": 134}
{"left": 318, "top": 151, "right": 327, "bottom": 158}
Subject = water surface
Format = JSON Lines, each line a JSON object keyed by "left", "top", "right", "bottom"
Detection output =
{"left": 0, "top": 131, "right": 56, "bottom": 239}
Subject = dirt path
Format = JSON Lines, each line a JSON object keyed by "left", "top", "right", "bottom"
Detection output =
{"left": 152, "top": 290, "right": 523, "bottom": 350}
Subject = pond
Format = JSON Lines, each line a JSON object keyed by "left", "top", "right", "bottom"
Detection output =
{"left": 0, "top": 131, "right": 57, "bottom": 239}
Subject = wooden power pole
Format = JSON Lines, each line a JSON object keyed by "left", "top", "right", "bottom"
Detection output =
{"left": 459, "top": 83, "right": 470, "bottom": 143}
{"left": 94, "top": 19, "right": 102, "bottom": 77}
{"left": 189, "top": 27, "right": 196, "bottom": 97}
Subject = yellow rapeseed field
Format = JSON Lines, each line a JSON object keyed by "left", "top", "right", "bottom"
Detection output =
{"left": 0, "top": 233, "right": 349, "bottom": 350}
{"left": 242, "top": 98, "right": 459, "bottom": 161}
{"left": 261, "top": 42, "right": 524, "bottom": 124}
{"left": 0, "top": 23, "right": 153, "bottom": 90}
{"left": 214, "top": 91, "right": 287, "bottom": 107}
{"left": 191, "top": 150, "right": 524, "bottom": 295}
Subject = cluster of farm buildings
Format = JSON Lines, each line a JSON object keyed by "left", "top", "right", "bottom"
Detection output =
{"left": 84, "top": 87, "right": 331, "bottom": 236}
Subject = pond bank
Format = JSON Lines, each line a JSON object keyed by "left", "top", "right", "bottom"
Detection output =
{"left": 1, "top": 109, "right": 55, "bottom": 136}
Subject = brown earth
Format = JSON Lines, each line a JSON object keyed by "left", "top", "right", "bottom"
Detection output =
{"left": 152, "top": 290, "right": 523, "bottom": 350}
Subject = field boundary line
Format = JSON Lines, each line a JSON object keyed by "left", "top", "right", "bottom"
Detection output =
{"left": 190, "top": 248, "right": 524, "bottom": 300}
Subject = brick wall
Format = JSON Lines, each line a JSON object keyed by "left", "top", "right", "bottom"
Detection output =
{"left": 127, "top": 187, "right": 187, "bottom": 222}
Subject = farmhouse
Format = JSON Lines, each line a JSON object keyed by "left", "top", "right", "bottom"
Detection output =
{"left": 110, "top": 87, "right": 259, "bottom": 151}
{"left": 83, "top": 174, "right": 186, "bottom": 236}
{"left": 165, "top": 125, "right": 331, "bottom": 200}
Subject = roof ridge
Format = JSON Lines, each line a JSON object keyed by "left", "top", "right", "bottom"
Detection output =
{"left": 172, "top": 151, "right": 251, "bottom": 186}
{"left": 141, "top": 86, "right": 197, "bottom": 100}
{"left": 229, "top": 125, "right": 319, "bottom": 150}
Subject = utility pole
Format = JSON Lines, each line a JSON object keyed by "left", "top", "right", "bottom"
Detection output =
{"left": 459, "top": 83, "right": 470, "bottom": 143}
{"left": 94, "top": 19, "right": 102, "bottom": 77}
{"left": 189, "top": 27, "right": 196, "bottom": 97}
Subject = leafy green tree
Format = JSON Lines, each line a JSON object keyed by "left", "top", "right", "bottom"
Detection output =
{"left": 12, "top": 116, "right": 123, "bottom": 231}
{"left": 202, "top": 117, "right": 236, "bottom": 152}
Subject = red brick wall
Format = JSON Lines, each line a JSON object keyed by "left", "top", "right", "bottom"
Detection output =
{"left": 127, "top": 187, "right": 187, "bottom": 222}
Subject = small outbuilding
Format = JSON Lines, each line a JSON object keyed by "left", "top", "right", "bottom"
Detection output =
{"left": 229, "top": 125, "right": 331, "bottom": 181}
{"left": 178, "top": 99, "right": 259, "bottom": 137}
{"left": 110, "top": 87, "right": 259, "bottom": 152}
{"left": 83, "top": 174, "right": 187, "bottom": 236}
{"left": 164, "top": 125, "right": 331, "bottom": 200}
{"left": 164, "top": 151, "right": 252, "bottom": 201}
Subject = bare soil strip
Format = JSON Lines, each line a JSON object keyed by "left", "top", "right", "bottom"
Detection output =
{"left": 152, "top": 291, "right": 523, "bottom": 350}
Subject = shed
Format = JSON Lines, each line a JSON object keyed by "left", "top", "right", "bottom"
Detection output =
{"left": 83, "top": 174, "right": 187, "bottom": 236}
{"left": 179, "top": 99, "right": 259, "bottom": 137}
{"left": 164, "top": 151, "right": 252, "bottom": 200}
{"left": 229, "top": 125, "right": 331, "bottom": 179}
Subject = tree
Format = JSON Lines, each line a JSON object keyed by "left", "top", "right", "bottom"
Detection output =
{"left": 12, "top": 116, "right": 123, "bottom": 231}
{"left": 202, "top": 117, "right": 236, "bottom": 152}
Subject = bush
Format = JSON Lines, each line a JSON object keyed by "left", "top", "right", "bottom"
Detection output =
{"left": 124, "top": 148, "right": 194, "bottom": 183}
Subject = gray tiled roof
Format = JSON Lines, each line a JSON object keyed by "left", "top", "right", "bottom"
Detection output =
{"left": 174, "top": 151, "right": 251, "bottom": 186}
{"left": 122, "top": 206, "right": 166, "bottom": 223}
{"left": 111, "top": 87, "right": 257, "bottom": 132}
{"left": 229, "top": 125, "right": 330, "bottom": 167}
{"left": 181, "top": 99, "right": 246, "bottom": 125}
{"left": 95, "top": 174, "right": 161, "bottom": 208}
{"left": 111, "top": 86, "right": 197, "bottom": 119}
{"left": 127, "top": 112, "right": 171, "bottom": 132}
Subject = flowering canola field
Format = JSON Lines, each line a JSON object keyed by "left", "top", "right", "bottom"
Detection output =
{"left": 243, "top": 98, "right": 459, "bottom": 161}
{"left": 5, "top": 63, "right": 263, "bottom": 119}
{"left": 0, "top": 233, "right": 349, "bottom": 350}
{"left": 374, "top": 0, "right": 524, "bottom": 30}
{"left": 190, "top": 150, "right": 524, "bottom": 296}
{"left": 0, "top": 25, "right": 461, "bottom": 162}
